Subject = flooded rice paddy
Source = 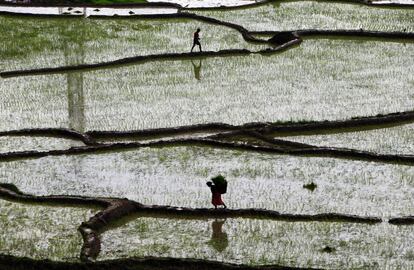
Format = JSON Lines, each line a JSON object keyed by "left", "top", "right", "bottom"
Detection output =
{"left": 0, "top": 16, "right": 263, "bottom": 70}
{"left": 1, "top": 39, "right": 413, "bottom": 131}
{"left": 0, "top": 200, "right": 93, "bottom": 261}
{"left": 1, "top": 0, "right": 414, "bottom": 268}
{"left": 2, "top": 147, "right": 414, "bottom": 218}
{"left": 101, "top": 218, "right": 414, "bottom": 268}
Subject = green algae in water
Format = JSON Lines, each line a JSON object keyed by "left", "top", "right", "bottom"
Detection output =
{"left": 100, "top": 217, "right": 414, "bottom": 268}
{"left": 2, "top": 146, "right": 414, "bottom": 218}
{"left": 0, "top": 200, "right": 94, "bottom": 261}
{"left": 195, "top": 2, "right": 414, "bottom": 32}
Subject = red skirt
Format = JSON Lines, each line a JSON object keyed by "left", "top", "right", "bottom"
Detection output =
{"left": 212, "top": 192, "right": 224, "bottom": 206}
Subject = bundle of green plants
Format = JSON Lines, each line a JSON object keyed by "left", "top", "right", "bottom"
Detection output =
{"left": 211, "top": 175, "right": 227, "bottom": 194}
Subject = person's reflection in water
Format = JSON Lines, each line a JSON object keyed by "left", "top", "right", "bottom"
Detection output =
{"left": 208, "top": 219, "right": 228, "bottom": 252}
{"left": 191, "top": 60, "right": 202, "bottom": 81}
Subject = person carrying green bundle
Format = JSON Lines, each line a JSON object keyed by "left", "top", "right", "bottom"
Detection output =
{"left": 206, "top": 175, "right": 227, "bottom": 209}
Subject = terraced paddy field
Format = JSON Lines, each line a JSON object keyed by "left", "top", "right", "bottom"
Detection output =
{"left": 2, "top": 147, "right": 414, "bottom": 217}
{"left": 1, "top": 39, "right": 413, "bottom": 131}
{"left": 1, "top": 0, "right": 414, "bottom": 269}
{"left": 0, "top": 16, "right": 263, "bottom": 71}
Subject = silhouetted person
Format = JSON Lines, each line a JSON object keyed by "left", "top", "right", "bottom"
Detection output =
{"left": 191, "top": 60, "right": 202, "bottom": 80}
{"left": 191, "top": 28, "right": 202, "bottom": 52}
{"left": 208, "top": 219, "right": 228, "bottom": 252}
{"left": 206, "top": 181, "right": 226, "bottom": 209}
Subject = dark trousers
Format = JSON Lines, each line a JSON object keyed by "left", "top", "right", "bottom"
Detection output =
{"left": 191, "top": 41, "right": 202, "bottom": 52}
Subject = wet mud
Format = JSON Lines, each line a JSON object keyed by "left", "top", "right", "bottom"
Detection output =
{"left": 0, "top": 253, "right": 320, "bottom": 270}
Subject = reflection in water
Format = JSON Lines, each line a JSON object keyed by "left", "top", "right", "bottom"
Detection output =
{"left": 61, "top": 25, "right": 87, "bottom": 182}
{"left": 67, "top": 71, "right": 85, "bottom": 132}
{"left": 272, "top": 1, "right": 281, "bottom": 8}
{"left": 63, "top": 24, "right": 85, "bottom": 132}
{"left": 208, "top": 219, "right": 228, "bottom": 252}
{"left": 191, "top": 60, "right": 202, "bottom": 81}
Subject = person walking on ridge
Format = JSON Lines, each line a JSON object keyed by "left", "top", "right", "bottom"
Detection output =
{"left": 191, "top": 28, "right": 202, "bottom": 52}
{"left": 206, "top": 175, "right": 227, "bottom": 209}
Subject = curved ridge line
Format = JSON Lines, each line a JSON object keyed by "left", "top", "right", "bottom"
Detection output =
{"left": 260, "top": 110, "right": 414, "bottom": 136}
{"left": 226, "top": 130, "right": 316, "bottom": 149}
{"left": 2, "top": 11, "right": 412, "bottom": 78}
{"left": 296, "top": 29, "right": 414, "bottom": 38}
{"left": 0, "top": 184, "right": 381, "bottom": 262}
{"left": 0, "top": 183, "right": 381, "bottom": 223}
{"left": 1, "top": 137, "right": 414, "bottom": 165}
{"left": 0, "top": 11, "right": 299, "bottom": 78}
{"left": 389, "top": 216, "right": 414, "bottom": 225}
{"left": 251, "top": 29, "right": 414, "bottom": 39}
{"left": 0, "top": 48, "right": 286, "bottom": 78}
{"left": 207, "top": 130, "right": 414, "bottom": 165}
{"left": 0, "top": 128, "right": 97, "bottom": 145}
{"left": 2, "top": 110, "right": 414, "bottom": 141}
{"left": 0, "top": 254, "right": 320, "bottom": 270}
{"left": 239, "top": 131, "right": 414, "bottom": 164}
{"left": 3, "top": 27, "right": 414, "bottom": 78}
